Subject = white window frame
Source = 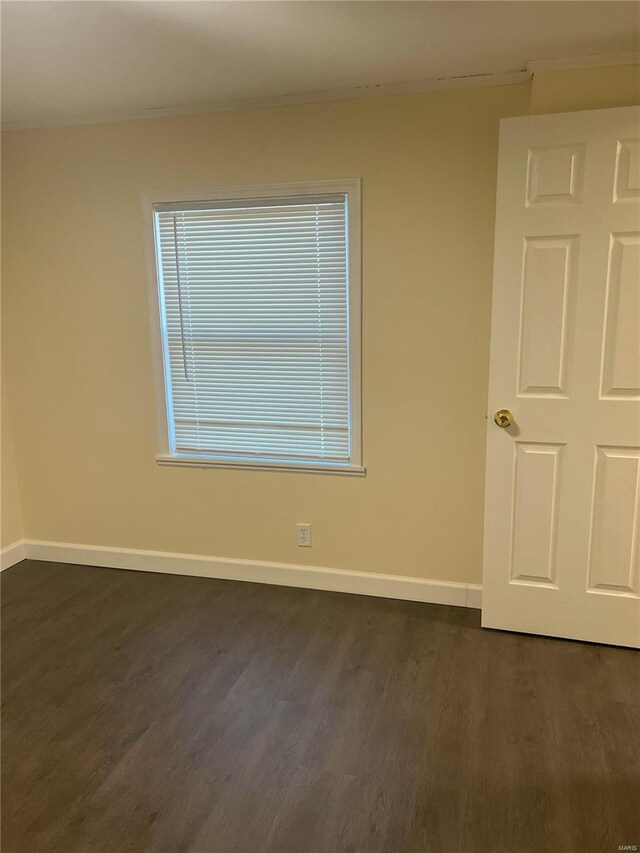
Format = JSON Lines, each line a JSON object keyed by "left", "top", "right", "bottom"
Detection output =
{"left": 142, "top": 179, "right": 364, "bottom": 475}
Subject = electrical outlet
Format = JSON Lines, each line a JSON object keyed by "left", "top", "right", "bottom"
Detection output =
{"left": 297, "top": 523, "right": 312, "bottom": 547}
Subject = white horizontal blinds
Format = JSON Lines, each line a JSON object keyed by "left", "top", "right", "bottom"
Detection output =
{"left": 155, "top": 195, "right": 350, "bottom": 463}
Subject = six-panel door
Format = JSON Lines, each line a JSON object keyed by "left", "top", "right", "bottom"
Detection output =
{"left": 483, "top": 106, "right": 640, "bottom": 648}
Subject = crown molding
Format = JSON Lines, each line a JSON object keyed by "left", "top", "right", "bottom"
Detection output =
{"left": 527, "top": 51, "right": 640, "bottom": 74}
{"left": 2, "top": 51, "right": 637, "bottom": 132}
{"left": 1, "top": 69, "right": 530, "bottom": 132}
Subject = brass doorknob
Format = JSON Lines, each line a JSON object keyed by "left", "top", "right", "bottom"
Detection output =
{"left": 494, "top": 409, "right": 514, "bottom": 428}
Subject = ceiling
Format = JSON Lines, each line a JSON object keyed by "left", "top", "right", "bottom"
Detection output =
{"left": 2, "top": 1, "right": 639, "bottom": 129}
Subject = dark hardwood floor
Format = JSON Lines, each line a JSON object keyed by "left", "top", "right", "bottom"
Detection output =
{"left": 2, "top": 560, "right": 639, "bottom": 853}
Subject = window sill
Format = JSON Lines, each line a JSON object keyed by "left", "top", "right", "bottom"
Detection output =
{"left": 156, "top": 454, "right": 366, "bottom": 476}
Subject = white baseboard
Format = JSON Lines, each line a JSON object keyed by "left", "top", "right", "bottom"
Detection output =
{"left": 465, "top": 585, "right": 483, "bottom": 610}
{"left": 12, "top": 539, "right": 482, "bottom": 609}
{"left": 1, "top": 540, "right": 27, "bottom": 571}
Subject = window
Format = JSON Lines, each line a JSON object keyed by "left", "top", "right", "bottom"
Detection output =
{"left": 144, "top": 180, "right": 363, "bottom": 474}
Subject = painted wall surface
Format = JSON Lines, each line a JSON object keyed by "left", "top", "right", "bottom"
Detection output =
{"left": 1, "top": 381, "right": 23, "bottom": 548}
{"left": 530, "top": 64, "right": 640, "bottom": 114}
{"left": 2, "top": 65, "right": 638, "bottom": 582}
{"left": 2, "top": 268, "right": 24, "bottom": 546}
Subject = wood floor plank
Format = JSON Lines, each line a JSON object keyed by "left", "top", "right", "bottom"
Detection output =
{"left": 2, "top": 560, "right": 639, "bottom": 853}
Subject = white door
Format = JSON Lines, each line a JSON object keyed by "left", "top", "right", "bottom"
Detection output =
{"left": 483, "top": 106, "right": 640, "bottom": 648}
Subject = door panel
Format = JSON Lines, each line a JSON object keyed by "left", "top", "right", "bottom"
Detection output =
{"left": 588, "top": 447, "right": 640, "bottom": 596}
{"left": 526, "top": 144, "right": 585, "bottom": 206}
{"left": 614, "top": 139, "right": 640, "bottom": 201}
{"left": 483, "top": 106, "right": 640, "bottom": 647}
{"left": 510, "top": 442, "right": 563, "bottom": 586}
{"left": 518, "top": 236, "right": 577, "bottom": 396}
{"left": 601, "top": 234, "right": 640, "bottom": 398}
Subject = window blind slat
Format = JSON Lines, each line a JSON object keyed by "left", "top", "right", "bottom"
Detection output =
{"left": 154, "top": 194, "right": 351, "bottom": 464}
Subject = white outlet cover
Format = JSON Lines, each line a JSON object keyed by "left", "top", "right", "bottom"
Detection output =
{"left": 296, "top": 523, "right": 311, "bottom": 547}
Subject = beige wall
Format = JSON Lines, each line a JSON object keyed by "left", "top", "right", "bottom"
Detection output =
{"left": 1, "top": 376, "right": 23, "bottom": 548}
{"left": 2, "top": 65, "right": 638, "bottom": 583}
{"left": 530, "top": 63, "right": 640, "bottom": 114}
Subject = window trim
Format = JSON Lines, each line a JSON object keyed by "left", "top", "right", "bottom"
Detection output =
{"left": 142, "top": 179, "right": 364, "bottom": 475}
